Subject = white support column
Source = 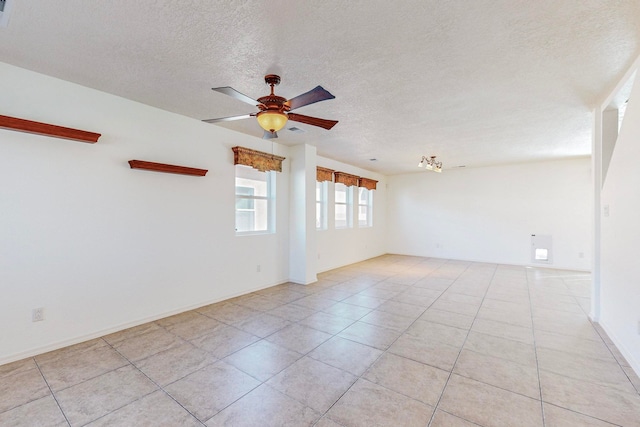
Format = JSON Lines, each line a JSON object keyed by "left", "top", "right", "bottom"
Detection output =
{"left": 591, "top": 110, "right": 602, "bottom": 322}
{"left": 288, "top": 144, "right": 318, "bottom": 284}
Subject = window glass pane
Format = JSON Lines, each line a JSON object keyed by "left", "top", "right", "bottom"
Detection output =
{"left": 316, "top": 202, "right": 322, "bottom": 228}
{"left": 335, "top": 183, "right": 347, "bottom": 203}
{"left": 358, "top": 205, "right": 368, "bottom": 226}
{"left": 358, "top": 187, "right": 369, "bottom": 204}
{"left": 335, "top": 204, "right": 347, "bottom": 228}
{"left": 236, "top": 199, "right": 269, "bottom": 232}
{"left": 235, "top": 165, "right": 274, "bottom": 234}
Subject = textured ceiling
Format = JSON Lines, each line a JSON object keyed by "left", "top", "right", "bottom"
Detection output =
{"left": 1, "top": 1, "right": 639, "bottom": 174}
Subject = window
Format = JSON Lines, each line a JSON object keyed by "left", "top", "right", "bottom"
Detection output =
{"left": 335, "top": 183, "right": 353, "bottom": 228}
{"left": 316, "top": 180, "right": 328, "bottom": 230}
{"left": 358, "top": 187, "right": 373, "bottom": 227}
{"left": 235, "top": 165, "right": 275, "bottom": 234}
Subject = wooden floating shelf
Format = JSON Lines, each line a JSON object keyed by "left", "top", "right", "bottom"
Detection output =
{"left": 0, "top": 115, "right": 101, "bottom": 143}
{"left": 128, "top": 160, "right": 208, "bottom": 176}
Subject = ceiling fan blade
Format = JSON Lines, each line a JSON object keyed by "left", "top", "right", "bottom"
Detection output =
{"left": 287, "top": 113, "right": 338, "bottom": 130}
{"left": 202, "top": 114, "right": 253, "bottom": 124}
{"left": 212, "top": 86, "right": 260, "bottom": 106}
{"left": 263, "top": 130, "right": 278, "bottom": 139}
{"left": 286, "top": 86, "right": 335, "bottom": 110}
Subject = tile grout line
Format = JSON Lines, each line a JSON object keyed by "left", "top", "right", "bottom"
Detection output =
{"left": 103, "top": 339, "right": 209, "bottom": 427}
{"left": 525, "top": 269, "right": 548, "bottom": 427}
{"left": 427, "top": 264, "right": 499, "bottom": 426}
{"left": 299, "top": 258, "right": 470, "bottom": 424}
{"left": 32, "top": 357, "right": 72, "bottom": 427}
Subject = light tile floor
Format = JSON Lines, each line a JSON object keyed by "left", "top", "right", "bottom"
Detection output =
{"left": 1, "top": 255, "right": 640, "bottom": 426}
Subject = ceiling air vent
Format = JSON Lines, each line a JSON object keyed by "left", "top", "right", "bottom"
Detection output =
{"left": 0, "top": 0, "right": 14, "bottom": 28}
{"left": 287, "top": 127, "right": 306, "bottom": 133}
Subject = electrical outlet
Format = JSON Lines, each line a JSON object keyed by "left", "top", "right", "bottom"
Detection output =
{"left": 256, "top": 265, "right": 261, "bottom": 272}
{"left": 32, "top": 307, "right": 44, "bottom": 322}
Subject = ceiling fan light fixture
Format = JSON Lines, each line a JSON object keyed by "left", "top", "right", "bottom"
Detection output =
{"left": 256, "top": 110, "right": 288, "bottom": 132}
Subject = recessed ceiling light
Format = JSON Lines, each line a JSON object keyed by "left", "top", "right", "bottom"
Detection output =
{"left": 369, "top": 158, "right": 377, "bottom": 161}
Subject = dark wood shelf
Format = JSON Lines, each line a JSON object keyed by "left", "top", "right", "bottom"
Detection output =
{"left": 0, "top": 115, "right": 101, "bottom": 143}
{"left": 128, "top": 160, "right": 208, "bottom": 176}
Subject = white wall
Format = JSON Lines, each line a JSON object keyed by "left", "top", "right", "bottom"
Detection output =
{"left": 600, "top": 74, "right": 640, "bottom": 375}
{"left": 0, "top": 62, "right": 297, "bottom": 364}
{"left": 316, "top": 158, "right": 387, "bottom": 272}
{"left": 386, "top": 159, "right": 592, "bottom": 270}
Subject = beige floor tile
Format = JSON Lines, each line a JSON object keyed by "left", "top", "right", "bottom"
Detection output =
{"left": 429, "top": 299, "right": 480, "bottom": 316}
{"left": 232, "top": 294, "right": 283, "bottom": 311}
{"left": 439, "top": 374, "right": 543, "bottom": 427}
{"left": 533, "top": 317, "right": 602, "bottom": 342}
{"left": 363, "top": 352, "right": 449, "bottom": 405}
{"left": 471, "top": 318, "right": 534, "bottom": 345}
{"left": 419, "top": 308, "right": 475, "bottom": 330}
{"left": 267, "top": 303, "right": 316, "bottom": 321}
{"left": 376, "top": 300, "right": 426, "bottom": 319}
{"left": 0, "top": 367, "right": 50, "bottom": 413}
{"left": 39, "top": 344, "right": 128, "bottom": 391}
{"left": 308, "top": 336, "right": 383, "bottom": 376}
{"left": 35, "top": 339, "right": 109, "bottom": 365}
{"left": 623, "top": 366, "right": 640, "bottom": 393}
{"left": 534, "top": 330, "right": 615, "bottom": 363}
{"left": 392, "top": 292, "right": 438, "bottom": 307}
{"left": 256, "top": 287, "right": 307, "bottom": 304}
{"left": 326, "top": 378, "right": 433, "bottom": 427}
{"left": 265, "top": 324, "right": 332, "bottom": 354}
{"left": 405, "top": 320, "right": 468, "bottom": 347}
{"left": 267, "top": 357, "right": 356, "bottom": 413}
{"left": 292, "top": 295, "right": 338, "bottom": 311}
{"left": 337, "top": 321, "right": 401, "bottom": 350}
{"left": 314, "top": 288, "right": 354, "bottom": 302}
{"left": 537, "top": 347, "right": 636, "bottom": 394}
{"left": 85, "top": 390, "right": 200, "bottom": 426}
{"left": 205, "top": 384, "right": 320, "bottom": 427}
{"left": 102, "top": 323, "right": 161, "bottom": 345}
{"left": 359, "top": 310, "right": 416, "bottom": 332}
{"left": 160, "top": 312, "right": 225, "bottom": 341}
{"left": 430, "top": 410, "right": 480, "bottom": 427}
{"left": 0, "top": 395, "right": 67, "bottom": 427}
{"left": 388, "top": 333, "right": 460, "bottom": 371}
{"left": 165, "top": 361, "right": 260, "bottom": 422}
{"left": 234, "top": 313, "right": 292, "bottom": 338}
{"left": 321, "top": 302, "right": 372, "bottom": 320}
{"left": 313, "top": 417, "right": 345, "bottom": 427}
{"left": 543, "top": 403, "right": 618, "bottom": 427}
{"left": 355, "top": 287, "right": 399, "bottom": 300}
{"left": 55, "top": 365, "right": 157, "bottom": 426}
{"left": 223, "top": 340, "right": 302, "bottom": 381}
{"left": 540, "top": 370, "right": 640, "bottom": 426}
{"left": 190, "top": 325, "right": 260, "bottom": 358}
{"left": 476, "top": 305, "right": 533, "bottom": 328}
{"left": 438, "top": 292, "right": 483, "bottom": 306}
{"left": 340, "top": 294, "right": 386, "bottom": 309}
{"left": 0, "top": 358, "right": 37, "bottom": 379}
{"left": 197, "top": 302, "right": 261, "bottom": 324}
{"left": 464, "top": 331, "right": 537, "bottom": 367}
{"left": 298, "top": 311, "right": 356, "bottom": 335}
{"left": 111, "top": 328, "right": 185, "bottom": 361}
{"left": 453, "top": 349, "right": 540, "bottom": 399}
{"left": 134, "top": 341, "right": 217, "bottom": 386}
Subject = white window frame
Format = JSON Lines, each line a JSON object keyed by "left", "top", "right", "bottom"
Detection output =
{"left": 235, "top": 165, "right": 275, "bottom": 235}
{"left": 335, "top": 182, "right": 353, "bottom": 229}
{"left": 316, "top": 180, "right": 328, "bottom": 230}
{"left": 358, "top": 187, "right": 373, "bottom": 227}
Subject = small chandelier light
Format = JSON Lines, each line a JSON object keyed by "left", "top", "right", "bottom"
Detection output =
{"left": 417, "top": 155, "right": 442, "bottom": 173}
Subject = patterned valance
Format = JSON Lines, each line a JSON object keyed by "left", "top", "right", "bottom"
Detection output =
{"left": 232, "top": 146, "right": 286, "bottom": 172}
{"left": 316, "top": 167, "right": 335, "bottom": 182}
{"left": 334, "top": 171, "right": 359, "bottom": 187}
{"left": 359, "top": 177, "right": 378, "bottom": 190}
